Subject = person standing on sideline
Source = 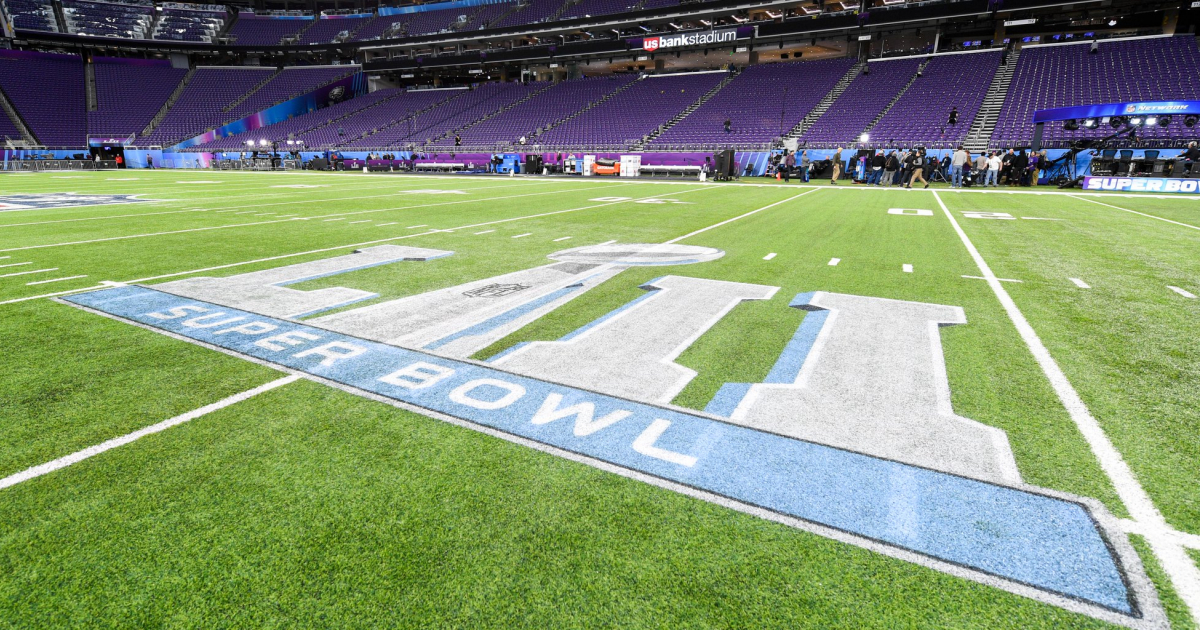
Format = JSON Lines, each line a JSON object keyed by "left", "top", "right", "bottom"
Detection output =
{"left": 869, "top": 151, "right": 885, "bottom": 185}
{"left": 1000, "top": 149, "right": 1015, "bottom": 184}
{"left": 783, "top": 150, "right": 795, "bottom": 182}
{"left": 951, "top": 146, "right": 969, "bottom": 188}
{"left": 986, "top": 151, "right": 1001, "bottom": 186}
{"left": 146, "top": 154, "right": 154, "bottom": 169}
{"left": 883, "top": 150, "right": 900, "bottom": 186}
{"left": 906, "top": 149, "right": 929, "bottom": 189}
{"left": 800, "top": 150, "right": 811, "bottom": 182}
{"left": 831, "top": 147, "right": 843, "bottom": 184}
{"left": 974, "top": 151, "right": 988, "bottom": 184}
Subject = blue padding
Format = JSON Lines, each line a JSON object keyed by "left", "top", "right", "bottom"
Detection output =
{"left": 64, "top": 286, "right": 1136, "bottom": 615}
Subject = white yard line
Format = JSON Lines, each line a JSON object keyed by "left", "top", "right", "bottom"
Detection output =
{"left": 828, "top": 258, "right": 841, "bottom": 266}
{"left": 348, "top": 220, "right": 372, "bottom": 224}
{"left": 763, "top": 253, "right": 777, "bottom": 260}
{"left": 377, "top": 222, "right": 398, "bottom": 227}
{"left": 1070, "top": 195, "right": 1200, "bottom": 231}
{"left": 963, "top": 275, "right": 1022, "bottom": 283}
{"left": 0, "top": 262, "right": 32, "bottom": 268}
{"left": 0, "top": 267, "right": 57, "bottom": 279}
{"left": 664, "top": 188, "right": 818, "bottom": 245}
{"left": 553, "top": 236, "right": 572, "bottom": 242}
{"left": 902, "top": 264, "right": 913, "bottom": 273}
{"left": 1168, "top": 285, "right": 1197, "bottom": 299}
{"left": 933, "top": 190, "right": 1200, "bottom": 625}
{"left": 407, "top": 224, "right": 428, "bottom": 229}
{"left": 0, "top": 208, "right": 208, "bottom": 229}
{"left": 512, "top": 233, "right": 532, "bottom": 239}
{"left": 323, "top": 218, "right": 346, "bottom": 222}
{"left": 474, "top": 230, "right": 495, "bottom": 235}
{"left": 1070, "top": 278, "right": 1091, "bottom": 289}
{"left": 0, "top": 183, "right": 621, "bottom": 254}
{"left": 0, "top": 375, "right": 300, "bottom": 491}
{"left": 26, "top": 275, "right": 88, "bottom": 285}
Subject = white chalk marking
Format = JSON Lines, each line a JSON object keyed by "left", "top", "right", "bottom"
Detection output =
{"left": 763, "top": 253, "right": 777, "bottom": 260}
{"left": 512, "top": 233, "right": 532, "bottom": 239}
{"left": 1168, "top": 286, "right": 1197, "bottom": 299}
{"left": 553, "top": 236, "right": 572, "bottom": 242}
{"left": 1121, "top": 519, "right": 1200, "bottom": 551}
{"left": 26, "top": 275, "right": 88, "bottom": 286}
{"left": 1021, "top": 217, "right": 1064, "bottom": 221}
{"left": 828, "top": 258, "right": 841, "bottom": 266}
{"left": 407, "top": 224, "right": 428, "bottom": 229}
{"left": 377, "top": 222, "right": 398, "bottom": 227}
{"left": 474, "top": 230, "right": 495, "bottom": 235}
{"left": 934, "top": 190, "right": 1200, "bottom": 625}
{"left": 323, "top": 218, "right": 345, "bottom": 222}
{"left": 962, "top": 275, "right": 1022, "bottom": 283}
{"left": 0, "top": 261, "right": 32, "bottom": 268}
{"left": 0, "top": 375, "right": 300, "bottom": 491}
{"left": 1070, "top": 278, "right": 1091, "bottom": 289}
{"left": 902, "top": 264, "right": 913, "bottom": 273}
{"left": 664, "top": 188, "right": 819, "bottom": 245}
{"left": 1071, "top": 195, "right": 1200, "bottom": 231}
{"left": 0, "top": 267, "right": 57, "bottom": 278}
{"left": 348, "top": 220, "right": 371, "bottom": 224}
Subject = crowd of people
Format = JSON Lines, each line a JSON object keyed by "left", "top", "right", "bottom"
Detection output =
{"left": 769, "top": 145, "right": 1049, "bottom": 187}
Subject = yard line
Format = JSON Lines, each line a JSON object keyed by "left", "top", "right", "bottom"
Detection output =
{"left": 1070, "top": 278, "right": 1091, "bottom": 289}
{"left": 0, "top": 183, "right": 620, "bottom": 253}
{"left": 512, "top": 233, "right": 532, "bottom": 239}
{"left": 26, "top": 275, "right": 88, "bottom": 285}
{"left": 763, "top": 253, "right": 777, "bottom": 260}
{"left": 902, "top": 264, "right": 914, "bottom": 273}
{"left": 664, "top": 188, "right": 818, "bottom": 245}
{"left": 0, "top": 262, "right": 33, "bottom": 268}
{"left": 962, "top": 275, "right": 1022, "bottom": 283}
{"left": 377, "top": 222, "right": 398, "bottom": 227}
{"left": 0, "top": 375, "right": 300, "bottom": 491}
{"left": 0, "top": 187, "right": 712, "bottom": 305}
{"left": 474, "top": 230, "right": 495, "bottom": 235}
{"left": 407, "top": 224, "right": 428, "bottom": 229}
{"left": 934, "top": 190, "right": 1200, "bottom": 625}
{"left": 348, "top": 220, "right": 372, "bottom": 224}
{"left": 828, "top": 258, "right": 840, "bottom": 266}
{"left": 553, "top": 236, "right": 572, "bottom": 242}
{"left": 0, "top": 267, "right": 57, "bottom": 279}
{"left": 1070, "top": 195, "right": 1200, "bottom": 231}
{"left": 323, "top": 218, "right": 346, "bottom": 222}
{"left": 0, "top": 256, "right": 8, "bottom": 260}
{"left": 0, "top": 208, "right": 211, "bottom": 229}
{"left": 1168, "top": 285, "right": 1197, "bottom": 299}
{"left": 1021, "top": 217, "right": 1064, "bottom": 221}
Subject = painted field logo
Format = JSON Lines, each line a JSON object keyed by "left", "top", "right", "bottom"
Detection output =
{"left": 0, "top": 193, "right": 150, "bottom": 212}
{"left": 60, "top": 242, "right": 1165, "bottom": 628}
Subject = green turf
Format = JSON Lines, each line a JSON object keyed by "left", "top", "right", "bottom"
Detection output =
{"left": 1, "top": 170, "right": 1197, "bottom": 628}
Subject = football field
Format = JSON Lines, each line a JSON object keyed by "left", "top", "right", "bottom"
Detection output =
{"left": 1, "top": 170, "right": 1199, "bottom": 629}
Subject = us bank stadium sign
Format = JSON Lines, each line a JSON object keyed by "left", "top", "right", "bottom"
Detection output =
{"left": 60, "top": 242, "right": 1168, "bottom": 629}
{"left": 636, "top": 26, "right": 754, "bottom": 52}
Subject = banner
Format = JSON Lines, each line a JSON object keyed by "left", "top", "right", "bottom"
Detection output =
{"left": 1082, "top": 176, "right": 1200, "bottom": 193}
{"left": 636, "top": 27, "right": 752, "bottom": 52}
{"left": 1033, "top": 101, "right": 1200, "bottom": 123}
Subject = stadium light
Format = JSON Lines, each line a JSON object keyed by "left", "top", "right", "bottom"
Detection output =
{"left": 1158, "top": 115, "right": 1172, "bottom": 127}
{"left": 1129, "top": 116, "right": 1143, "bottom": 126}
{"left": 1063, "top": 119, "right": 1079, "bottom": 131}
{"left": 1082, "top": 118, "right": 1097, "bottom": 128}
{"left": 1110, "top": 116, "right": 1125, "bottom": 129}
{"left": 245, "top": 140, "right": 255, "bottom": 147}
{"left": 259, "top": 139, "right": 270, "bottom": 146}
{"left": 1186, "top": 115, "right": 1199, "bottom": 128}
{"left": 1145, "top": 116, "right": 1157, "bottom": 127}
{"left": 859, "top": 133, "right": 870, "bottom": 142}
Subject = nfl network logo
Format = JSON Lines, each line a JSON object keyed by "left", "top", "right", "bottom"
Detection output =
{"left": 642, "top": 36, "right": 661, "bottom": 51}
{"left": 1125, "top": 104, "right": 1138, "bottom": 113}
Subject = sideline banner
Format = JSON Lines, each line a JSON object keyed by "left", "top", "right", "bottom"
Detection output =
{"left": 1082, "top": 176, "right": 1200, "bottom": 193}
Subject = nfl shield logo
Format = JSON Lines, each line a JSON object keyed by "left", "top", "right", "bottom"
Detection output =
{"left": 463, "top": 283, "right": 532, "bottom": 298}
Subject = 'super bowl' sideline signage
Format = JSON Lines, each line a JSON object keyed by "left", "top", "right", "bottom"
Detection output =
{"left": 636, "top": 26, "right": 754, "bottom": 52}
{"left": 1032, "top": 100, "right": 1200, "bottom": 123}
{"left": 1083, "top": 176, "right": 1200, "bottom": 193}
{"left": 60, "top": 242, "right": 1166, "bottom": 628}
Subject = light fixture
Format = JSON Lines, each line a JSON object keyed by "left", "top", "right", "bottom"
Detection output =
{"left": 1082, "top": 118, "right": 1097, "bottom": 128}
{"left": 1186, "top": 115, "right": 1199, "bottom": 128}
{"left": 1128, "top": 116, "right": 1143, "bottom": 126}
{"left": 1158, "top": 115, "right": 1172, "bottom": 127}
{"left": 1110, "top": 116, "right": 1124, "bottom": 129}
{"left": 1107, "top": 19, "right": 1117, "bottom": 26}
{"left": 245, "top": 140, "right": 255, "bottom": 146}
{"left": 259, "top": 139, "right": 270, "bottom": 146}
{"left": 1063, "top": 119, "right": 1079, "bottom": 130}
{"left": 1144, "top": 116, "right": 1157, "bottom": 127}
{"left": 859, "top": 133, "right": 870, "bottom": 142}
